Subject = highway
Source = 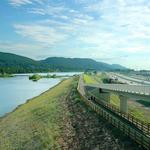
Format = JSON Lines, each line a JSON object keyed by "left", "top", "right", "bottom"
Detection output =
{"left": 110, "top": 73, "right": 150, "bottom": 85}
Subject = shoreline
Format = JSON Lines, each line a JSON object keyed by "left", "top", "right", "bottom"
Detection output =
{"left": 14, "top": 71, "right": 82, "bottom": 76}
{"left": 0, "top": 78, "right": 67, "bottom": 119}
{"left": 0, "top": 73, "right": 14, "bottom": 78}
{"left": 0, "top": 77, "right": 74, "bottom": 149}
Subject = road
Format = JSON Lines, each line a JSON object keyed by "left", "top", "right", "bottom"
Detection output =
{"left": 110, "top": 73, "right": 150, "bottom": 85}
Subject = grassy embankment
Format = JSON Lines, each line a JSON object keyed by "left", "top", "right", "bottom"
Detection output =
{"left": 0, "top": 77, "right": 74, "bottom": 149}
{"left": 83, "top": 73, "right": 150, "bottom": 123}
{"left": 93, "top": 72, "right": 109, "bottom": 83}
{"left": 83, "top": 72, "right": 109, "bottom": 84}
{"left": 83, "top": 74, "right": 98, "bottom": 84}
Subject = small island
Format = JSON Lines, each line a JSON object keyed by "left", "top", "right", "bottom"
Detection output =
{"left": 29, "top": 74, "right": 42, "bottom": 81}
{"left": 29, "top": 74, "right": 57, "bottom": 81}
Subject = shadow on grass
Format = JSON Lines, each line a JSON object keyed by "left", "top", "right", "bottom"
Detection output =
{"left": 136, "top": 100, "right": 150, "bottom": 107}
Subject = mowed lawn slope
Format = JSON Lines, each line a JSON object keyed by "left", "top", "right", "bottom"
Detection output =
{"left": 0, "top": 78, "right": 73, "bottom": 150}
{"left": 83, "top": 74, "right": 97, "bottom": 84}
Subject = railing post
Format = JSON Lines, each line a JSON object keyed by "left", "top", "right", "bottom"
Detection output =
{"left": 141, "top": 122, "right": 143, "bottom": 131}
{"left": 131, "top": 116, "right": 133, "bottom": 123}
{"left": 148, "top": 124, "right": 150, "bottom": 134}
{"left": 134, "top": 131, "right": 136, "bottom": 141}
{"left": 118, "top": 120, "right": 120, "bottom": 129}
{"left": 128, "top": 127, "right": 130, "bottom": 136}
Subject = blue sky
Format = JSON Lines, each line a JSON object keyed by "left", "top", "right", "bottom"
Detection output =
{"left": 0, "top": 0, "right": 150, "bottom": 69}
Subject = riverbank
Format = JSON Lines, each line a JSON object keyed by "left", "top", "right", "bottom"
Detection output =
{"left": 0, "top": 73, "right": 14, "bottom": 78}
{"left": 0, "top": 77, "right": 141, "bottom": 150}
{"left": 0, "top": 77, "right": 73, "bottom": 149}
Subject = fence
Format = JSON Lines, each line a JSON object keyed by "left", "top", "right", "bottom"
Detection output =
{"left": 88, "top": 91, "right": 150, "bottom": 136}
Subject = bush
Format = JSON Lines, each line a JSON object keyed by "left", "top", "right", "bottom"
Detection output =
{"left": 29, "top": 74, "right": 42, "bottom": 81}
{"left": 102, "top": 78, "right": 112, "bottom": 83}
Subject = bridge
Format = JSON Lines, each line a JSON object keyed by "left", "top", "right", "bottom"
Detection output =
{"left": 85, "top": 83, "right": 150, "bottom": 113}
{"left": 77, "top": 75, "right": 150, "bottom": 150}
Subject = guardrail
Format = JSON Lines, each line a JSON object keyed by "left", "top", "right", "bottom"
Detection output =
{"left": 77, "top": 76, "right": 150, "bottom": 150}
{"left": 86, "top": 83, "right": 150, "bottom": 96}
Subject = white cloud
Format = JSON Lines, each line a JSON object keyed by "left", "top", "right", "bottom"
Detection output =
{"left": 79, "top": 0, "right": 150, "bottom": 52}
{"left": 14, "top": 24, "right": 68, "bottom": 45}
{"left": 28, "top": 8, "right": 45, "bottom": 15}
{"left": 6, "top": 0, "right": 150, "bottom": 69}
{"left": 28, "top": 5, "right": 67, "bottom": 15}
{"left": 10, "top": 0, "right": 32, "bottom": 6}
{"left": 0, "top": 41, "right": 46, "bottom": 59}
{"left": 9, "top": 0, "right": 43, "bottom": 7}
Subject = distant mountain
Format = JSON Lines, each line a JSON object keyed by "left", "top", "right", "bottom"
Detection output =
{"left": 0, "top": 52, "right": 47, "bottom": 73}
{"left": 0, "top": 52, "right": 127, "bottom": 73}
{"left": 111, "top": 64, "right": 127, "bottom": 70}
{"left": 40, "top": 57, "right": 113, "bottom": 71}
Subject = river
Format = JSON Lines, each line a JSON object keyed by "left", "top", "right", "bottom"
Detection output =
{"left": 0, "top": 72, "right": 81, "bottom": 116}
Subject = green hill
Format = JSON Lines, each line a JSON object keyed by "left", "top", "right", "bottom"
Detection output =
{"left": 40, "top": 57, "right": 114, "bottom": 71}
{"left": 0, "top": 52, "right": 127, "bottom": 73}
{"left": 0, "top": 52, "right": 45, "bottom": 73}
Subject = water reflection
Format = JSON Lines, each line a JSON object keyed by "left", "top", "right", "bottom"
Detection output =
{"left": 0, "top": 72, "right": 81, "bottom": 116}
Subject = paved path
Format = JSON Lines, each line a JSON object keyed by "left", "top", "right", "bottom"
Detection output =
{"left": 78, "top": 75, "right": 86, "bottom": 96}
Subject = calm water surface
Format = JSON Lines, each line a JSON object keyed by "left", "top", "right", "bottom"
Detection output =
{"left": 0, "top": 72, "right": 81, "bottom": 116}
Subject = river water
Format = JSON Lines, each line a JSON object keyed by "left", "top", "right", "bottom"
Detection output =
{"left": 0, "top": 72, "right": 80, "bottom": 116}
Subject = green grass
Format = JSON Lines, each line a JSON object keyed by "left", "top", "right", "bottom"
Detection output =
{"left": 110, "top": 94, "right": 120, "bottom": 107}
{"left": 91, "top": 72, "right": 109, "bottom": 83}
{"left": 110, "top": 94, "right": 150, "bottom": 123}
{"left": 128, "top": 100, "right": 150, "bottom": 123}
{"left": 83, "top": 72, "right": 109, "bottom": 84}
{"left": 0, "top": 77, "right": 74, "bottom": 150}
{"left": 93, "top": 74, "right": 103, "bottom": 83}
{"left": 83, "top": 74, "right": 98, "bottom": 84}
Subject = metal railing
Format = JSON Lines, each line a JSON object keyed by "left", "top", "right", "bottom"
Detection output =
{"left": 113, "top": 73, "right": 150, "bottom": 85}
{"left": 88, "top": 92, "right": 150, "bottom": 136}
{"left": 86, "top": 83, "right": 150, "bottom": 96}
